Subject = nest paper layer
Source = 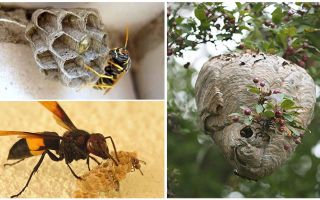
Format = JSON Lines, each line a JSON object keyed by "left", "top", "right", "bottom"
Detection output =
{"left": 195, "top": 53, "right": 316, "bottom": 180}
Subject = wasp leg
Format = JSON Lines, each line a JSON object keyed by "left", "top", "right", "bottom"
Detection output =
{"left": 67, "top": 163, "right": 82, "bottom": 180}
{"left": 105, "top": 136, "right": 120, "bottom": 162}
{"left": 86, "top": 155, "right": 101, "bottom": 171}
{"left": 92, "top": 81, "right": 113, "bottom": 89}
{"left": 84, "top": 64, "right": 113, "bottom": 79}
{"left": 47, "top": 150, "right": 64, "bottom": 162}
{"left": 4, "top": 158, "right": 25, "bottom": 167}
{"left": 86, "top": 157, "right": 90, "bottom": 171}
{"left": 106, "top": 152, "right": 119, "bottom": 166}
{"left": 11, "top": 152, "right": 47, "bottom": 198}
{"left": 89, "top": 155, "right": 101, "bottom": 165}
{"left": 108, "top": 61, "right": 124, "bottom": 71}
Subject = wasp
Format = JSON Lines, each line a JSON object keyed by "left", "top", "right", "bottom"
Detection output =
{"left": 0, "top": 102, "right": 119, "bottom": 198}
{"left": 85, "top": 28, "right": 131, "bottom": 93}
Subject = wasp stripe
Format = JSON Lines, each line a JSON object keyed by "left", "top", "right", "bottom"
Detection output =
{"left": 26, "top": 138, "right": 46, "bottom": 156}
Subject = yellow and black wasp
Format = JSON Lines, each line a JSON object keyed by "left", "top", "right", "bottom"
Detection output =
{"left": 0, "top": 102, "right": 120, "bottom": 198}
{"left": 85, "top": 28, "right": 131, "bottom": 93}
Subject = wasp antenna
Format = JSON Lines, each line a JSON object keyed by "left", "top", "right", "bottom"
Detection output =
{"left": 139, "top": 159, "right": 147, "bottom": 165}
{"left": 138, "top": 168, "right": 144, "bottom": 176}
{"left": 124, "top": 26, "right": 129, "bottom": 48}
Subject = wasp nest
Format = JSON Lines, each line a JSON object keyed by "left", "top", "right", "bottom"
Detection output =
{"left": 25, "top": 8, "right": 109, "bottom": 87}
{"left": 195, "top": 53, "right": 316, "bottom": 180}
{"left": 72, "top": 151, "right": 144, "bottom": 198}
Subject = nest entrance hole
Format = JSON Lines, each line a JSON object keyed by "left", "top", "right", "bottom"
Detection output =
{"left": 240, "top": 126, "right": 253, "bottom": 138}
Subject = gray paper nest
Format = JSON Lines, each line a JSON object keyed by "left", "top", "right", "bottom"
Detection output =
{"left": 195, "top": 53, "right": 316, "bottom": 180}
{"left": 25, "top": 8, "right": 109, "bottom": 87}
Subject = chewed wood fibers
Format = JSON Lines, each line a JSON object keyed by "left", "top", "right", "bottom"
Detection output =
{"left": 73, "top": 151, "right": 143, "bottom": 198}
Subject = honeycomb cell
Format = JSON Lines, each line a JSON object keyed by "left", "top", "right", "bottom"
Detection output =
{"left": 61, "top": 14, "right": 82, "bottom": 36}
{"left": 63, "top": 57, "right": 86, "bottom": 77}
{"left": 42, "top": 68, "right": 60, "bottom": 80}
{"left": 37, "top": 11, "right": 58, "bottom": 33}
{"left": 85, "top": 13, "right": 100, "bottom": 30}
{"left": 52, "top": 33, "right": 78, "bottom": 58}
{"left": 25, "top": 26, "right": 45, "bottom": 48}
{"left": 36, "top": 50, "right": 58, "bottom": 69}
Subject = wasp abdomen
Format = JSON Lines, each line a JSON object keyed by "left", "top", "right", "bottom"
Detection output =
{"left": 8, "top": 139, "right": 33, "bottom": 160}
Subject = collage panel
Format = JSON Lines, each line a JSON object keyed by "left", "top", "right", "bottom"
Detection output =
{"left": 0, "top": 2, "right": 164, "bottom": 100}
{"left": 167, "top": 2, "right": 320, "bottom": 198}
{"left": 0, "top": 101, "right": 164, "bottom": 197}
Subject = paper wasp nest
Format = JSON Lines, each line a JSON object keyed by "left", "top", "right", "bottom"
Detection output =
{"left": 25, "top": 8, "right": 108, "bottom": 87}
{"left": 195, "top": 53, "right": 316, "bottom": 180}
{"left": 72, "top": 151, "right": 144, "bottom": 198}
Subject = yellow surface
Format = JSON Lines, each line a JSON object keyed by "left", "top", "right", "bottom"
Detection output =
{"left": 0, "top": 101, "right": 164, "bottom": 198}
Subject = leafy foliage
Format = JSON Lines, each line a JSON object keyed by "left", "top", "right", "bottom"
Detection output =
{"left": 167, "top": 2, "right": 320, "bottom": 84}
{"left": 229, "top": 78, "right": 309, "bottom": 144}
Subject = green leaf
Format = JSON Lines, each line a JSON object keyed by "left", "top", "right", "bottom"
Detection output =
{"left": 286, "top": 106, "right": 303, "bottom": 110}
{"left": 283, "top": 27, "right": 297, "bottom": 37}
{"left": 281, "top": 99, "right": 295, "bottom": 109}
{"left": 236, "top": 2, "right": 242, "bottom": 9}
{"left": 255, "top": 104, "right": 264, "bottom": 113}
{"left": 246, "top": 85, "right": 261, "bottom": 94}
{"left": 216, "top": 33, "right": 233, "bottom": 40}
{"left": 283, "top": 113, "right": 294, "bottom": 122}
{"left": 239, "top": 25, "right": 251, "bottom": 31}
{"left": 175, "top": 16, "right": 184, "bottom": 25}
{"left": 272, "top": 7, "right": 284, "bottom": 24}
{"left": 194, "top": 6, "right": 206, "bottom": 21}
{"left": 287, "top": 125, "right": 300, "bottom": 137}
{"left": 263, "top": 110, "right": 275, "bottom": 118}
{"left": 244, "top": 117, "right": 253, "bottom": 126}
{"left": 263, "top": 102, "right": 274, "bottom": 110}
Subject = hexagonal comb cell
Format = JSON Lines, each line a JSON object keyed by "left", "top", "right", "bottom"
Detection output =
{"left": 25, "top": 26, "right": 45, "bottom": 49}
{"left": 52, "top": 33, "right": 78, "bottom": 58}
{"left": 62, "top": 14, "right": 81, "bottom": 33}
{"left": 37, "top": 11, "right": 58, "bottom": 33}
{"left": 63, "top": 57, "right": 86, "bottom": 77}
{"left": 86, "top": 13, "right": 101, "bottom": 30}
{"left": 36, "top": 50, "right": 58, "bottom": 69}
{"left": 25, "top": 8, "right": 109, "bottom": 88}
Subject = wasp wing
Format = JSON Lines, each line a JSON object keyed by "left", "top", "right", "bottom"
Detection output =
{"left": 40, "top": 101, "right": 78, "bottom": 131}
{"left": 0, "top": 131, "right": 62, "bottom": 139}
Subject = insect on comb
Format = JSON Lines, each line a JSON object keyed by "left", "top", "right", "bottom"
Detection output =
{"left": 0, "top": 102, "right": 120, "bottom": 198}
{"left": 85, "top": 27, "right": 132, "bottom": 93}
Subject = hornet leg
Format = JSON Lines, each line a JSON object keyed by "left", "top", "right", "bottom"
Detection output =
{"left": 67, "top": 163, "right": 82, "bottom": 180}
{"left": 86, "top": 157, "right": 90, "bottom": 171}
{"left": 46, "top": 150, "right": 64, "bottom": 162}
{"left": 4, "top": 158, "right": 25, "bottom": 167}
{"left": 89, "top": 155, "right": 101, "bottom": 165}
{"left": 86, "top": 155, "right": 101, "bottom": 171}
{"left": 11, "top": 152, "right": 47, "bottom": 198}
{"left": 105, "top": 136, "right": 120, "bottom": 162}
